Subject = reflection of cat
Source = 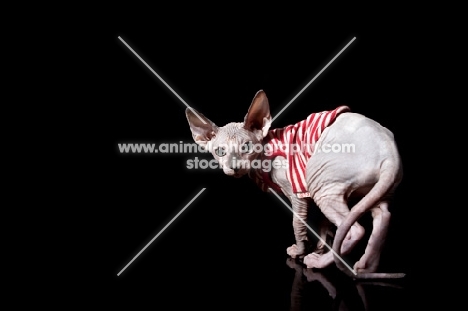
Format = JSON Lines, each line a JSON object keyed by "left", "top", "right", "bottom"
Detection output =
{"left": 287, "top": 258, "right": 404, "bottom": 311}
{"left": 186, "top": 90, "right": 404, "bottom": 278}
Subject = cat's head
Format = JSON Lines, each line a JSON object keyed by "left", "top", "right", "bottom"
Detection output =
{"left": 186, "top": 90, "right": 272, "bottom": 177}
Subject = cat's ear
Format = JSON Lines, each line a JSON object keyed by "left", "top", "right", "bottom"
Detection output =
{"left": 186, "top": 107, "right": 218, "bottom": 147}
{"left": 243, "top": 90, "right": 272, "bottom": 138}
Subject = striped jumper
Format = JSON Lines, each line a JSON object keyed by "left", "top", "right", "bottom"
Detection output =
{"left": 248, "top": 106, "right": 350, "bottom": 198}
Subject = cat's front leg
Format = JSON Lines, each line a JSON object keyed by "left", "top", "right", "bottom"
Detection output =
{"left": 270, "top": 158, "right": 310, "bottom": 258}
{"left": 286, "top": 196, "right": 310, "bottom": 258}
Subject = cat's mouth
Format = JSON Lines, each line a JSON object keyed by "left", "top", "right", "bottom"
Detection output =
{"left": 223, "top": 166, "right": 248, "bottom": 178}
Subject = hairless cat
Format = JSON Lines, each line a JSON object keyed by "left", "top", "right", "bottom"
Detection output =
{"left": 186, "top": 90, "right": 404, "bottom": 279}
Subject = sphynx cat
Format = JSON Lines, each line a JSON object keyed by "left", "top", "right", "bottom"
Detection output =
{"left": 186, "top": 90, "right": 404, "bottom": 279}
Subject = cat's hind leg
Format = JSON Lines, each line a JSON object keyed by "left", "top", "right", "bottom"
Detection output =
{"left": 304, "top": 194, "right": 364, "bottom": 269}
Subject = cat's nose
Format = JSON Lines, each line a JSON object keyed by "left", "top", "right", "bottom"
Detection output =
{"left": 228, "top": 157, "right": 240, "bottom": 172}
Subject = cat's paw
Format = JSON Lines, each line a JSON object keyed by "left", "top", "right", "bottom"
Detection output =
{"left": 287, "top": 244, "right": 305, "bottom": 258}
{"left": 303, "top": 252, "right": 333, "bottom": 269}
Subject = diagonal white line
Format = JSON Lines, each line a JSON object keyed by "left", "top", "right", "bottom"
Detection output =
{"left": 117, "top": 36, "right": 207, "bottom": 124}
{"left": 269, "top": 188, "right": 357, "bottom": 275}
{"left": 117, "top": 188, "right": 206, "bottom": 276}
{"left": 272, "top": 37, "right": 356, "bottom": 123}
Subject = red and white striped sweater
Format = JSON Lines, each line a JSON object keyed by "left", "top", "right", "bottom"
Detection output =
{"left": 249, "top": 106, "right": 350, "bottom": 198}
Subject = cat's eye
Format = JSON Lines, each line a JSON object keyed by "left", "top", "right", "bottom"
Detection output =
{"left": 215, "top": 146, "right": 226, "bottom": 157}
{"left": 240, "top": 141, "right": 254, "bottom": 154}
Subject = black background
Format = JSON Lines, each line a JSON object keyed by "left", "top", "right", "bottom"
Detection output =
{"left": 70, "top": 6, "right": 430, "bottom": 310}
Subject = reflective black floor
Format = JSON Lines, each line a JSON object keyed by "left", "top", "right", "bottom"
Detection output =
{"left": 107, "top": 252, "right": 411, "bottom": 310}
{"left": 285, "top": 258, "right": 407, "bottom": 311}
